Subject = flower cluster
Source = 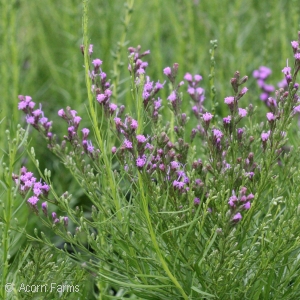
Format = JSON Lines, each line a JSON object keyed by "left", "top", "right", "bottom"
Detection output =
{"left": 12, "top": 166, "right": 49, "bottom": 214}
{"left": 184, "top": 72, "right": 205, "bottom": 118}
{"left": 228, "top": 187, "right": 254, "bottom": 222}
{"left": 86, "top": 51, "right": 118, "bottom": 117}
{"left": 128, "top": 45, "right": 150, "bottom": 76}
{"left": 164, "top": 64, "right": 185, "bottom": 114}
{"left": 18, "top": 95, "right": 53, "bottom": 141}
{"left": 253, "top": 66, "right": 276, "bottom": 105}
{"left": 13, "top": 166, "right": 69, "bottom": 228}
{"left": 58, "top": 107, "right": 98, "bottom": 159}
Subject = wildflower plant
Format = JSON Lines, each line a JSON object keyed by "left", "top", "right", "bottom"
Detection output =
{"left": 4, "top": 3, "right": 300, "bottom": 296}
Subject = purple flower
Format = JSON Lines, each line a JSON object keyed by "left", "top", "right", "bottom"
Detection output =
{"left": 87, "top": 141, "right": 94, "bottom": 153}
{"left": 28, "top": 196, "right": 39, "bottom": 206}
{"left": 89, "top": 44, "right": 93, "bottom": 55}
{"left": 194, "top": 198, "right": 200, "bottom": 205}
{"left": 136, "top": 156, "right": 147, "bottom": 168}
{"left": 170, "top": 161, "right": 180, "bottom": 169}
{"left": 105, "top": 89, "right": 112, "bottom": 97}
{"left": 97, "top": 94, "right": 106, "bottom": 103}
{"left": 167, "top": 91, "right": 176, "bottom": 102}
{"left": 32, "top": 108, "right": 42, "bottom": 117}
{"left": 173, "top": 180, "right": 185, "bottom": 190}
{"left": 238, "top": 108, "right": 247, "bottom": 118}
{"left": 159, "top": 164, "right": 165, "bottom": 171}
{"left": 282, "top": 67, "right": 291, "bottom": 75}
{"left": 111, "top": 146, "right": 117, "bottom": 154}
{"left": 58, "top": 109, "right": 65, "bottom": 117}
{"left": 291, "top": 41, "right": 299, "bottom": 49}
{"left": 294, "top": 105, "right": 300, "bottom": 113}
{"left": 163, "top": 67, "right": 171, "bottom": 76}
{"left": 203, "top": 112, "right": 213, "bottom": 122}
{"left": 74, "top": 116, "right": 82, "bottom": 125}
{"left": 18, "top": 101, "right": 27, "bottom": 110}
{"left": 155, "top": 81, "right": 164, "bottom": 90}
{"left": 63, "top": 216, "right": 69, "bottom": 228}
{"left": 228, "top": 195, "right": 238, "bottom": 207}
{"left": 82, "top": 128, "right": 90, "bottom": 139}
{"left": 257, "top": 66, "right": 272, "bottom": 79}
{"left": 240, "top": 87, "right": 248, "bottom": 95}
{"left": 184, "top": 73, "right": 193, "bottom": 81}
{"left": 232, "top": 212, "right": 242, "bottom": 222}
{"left": 123, "top": 139, "right": 133, "bottom": 149}
{"left": 224, "top": 96, "right": 235, "bottom": 105}
{"left": 130, "top": 119, "right": 138, "bottom": 130}
{"left": 187, "top": 87, "right": 195, "bottom": 95}
{"left": 154, "top": 98, "right": 162, "bottom": 110}
{"left": 52, "top": 212, "right": 57, "bottom": 221}
{"left": 266, "top": 112, "right": 275, "bottom": 121}
{"left": 109, "top": 103, "right": 118, "bottom": 112}
{"left": 295, "top": 53, "right": 300, "bottom": 60}
{"left": 212, "top": 129, "right": 223, "bottom": 139}
{"left": 42, "top": 202, "right": 48, "bottom": 216}
{"left": 243, "top": 201, "right": 251, "bottom": 210}
{"left": 223, "top": 116, "right": 231, "bottom": 124}
{"left": 136, "top": 135, "right": 146, "bottom": 143}
{"left": 26, "top": 116, "right": 35, "bottom": 124}
{"left": 261, "top": 131, "right": 270, "bottom": 142}
{"left": 194, "top": 74, "right": 202, "bottom": 82}
{"left": 92, "top": 59, "right": 102, "bottom": 67}
{"left": 247, "top": 193, "right": 255, "bottom": 200}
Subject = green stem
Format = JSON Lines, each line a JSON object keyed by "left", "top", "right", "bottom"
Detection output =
{"left": 137, "top": 173, "right": 188, "bottom": 299}
{"left": 82, "top": 0, "right": 121, "bottom": 221}
{"left": 1, "top": 130, "right": 18, "bottom": 298}
{"left": 112, "top": 0, "right": 134, "bottom": 101}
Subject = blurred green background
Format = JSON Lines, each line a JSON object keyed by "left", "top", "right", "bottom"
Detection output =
{"left": 0, "top": 0, "right": 299, "bottom": 236}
